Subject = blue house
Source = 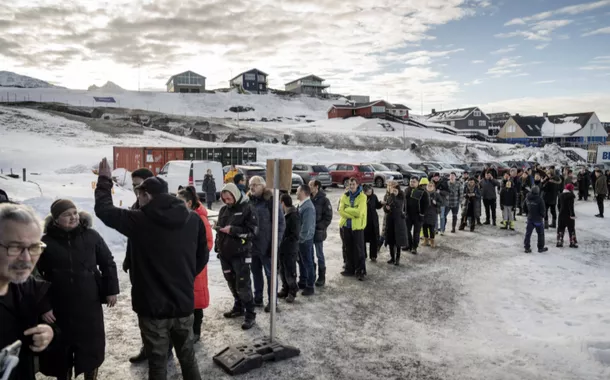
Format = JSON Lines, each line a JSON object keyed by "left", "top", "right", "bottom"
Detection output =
{"left": 229, "top": 69, "right": 268, "bottom": 94}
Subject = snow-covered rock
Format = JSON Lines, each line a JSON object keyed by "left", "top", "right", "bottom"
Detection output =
{"left": 88, "top": 81, "right": 126, "bottom": 93}
{"left": 0, "top": 71, "right": 58, "bottom": 88}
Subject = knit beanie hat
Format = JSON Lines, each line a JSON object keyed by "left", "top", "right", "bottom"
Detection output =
{"left": 233, "top": 173, "right": 245, "bottom": 184}
{"left": 137, "top": 177, "right": 169, "bottom": 195}
{"left": 51, "top": 199, "right": 77, "bottom": 219}
{"left": 565, "top": 183, "right": 575, "bottom": 192}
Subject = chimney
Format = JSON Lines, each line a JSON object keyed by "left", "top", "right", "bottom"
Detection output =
{"left": 543, "top": 112, "right": 548, "bottom": 117}
{"left": 431, "top": 108, "right": 436, "bottom": 114}
{"left": 515, "top": 113, "right": 519, "bottom": 117}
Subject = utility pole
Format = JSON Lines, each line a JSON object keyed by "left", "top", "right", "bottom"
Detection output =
{"left": 138, "top": 64, "right": 141, "bottom": 92}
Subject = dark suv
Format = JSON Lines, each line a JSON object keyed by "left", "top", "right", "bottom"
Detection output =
{"left": 328, "top": 163, "right": 375, "bottom": 187}
{"left": 382, "top": 162, "right": 427, "bottom": 182}
{"left": 292, "top": 163, "right": 332, "bottom": 188}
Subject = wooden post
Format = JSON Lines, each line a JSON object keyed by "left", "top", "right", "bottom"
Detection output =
{"left": 265, "top": 159, "right": 292, "bottom": 191}
{"left": 22, "top": 168, "right": 26, "bottom": 182}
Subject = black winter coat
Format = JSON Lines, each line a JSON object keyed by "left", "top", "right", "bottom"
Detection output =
{"left": 0, "top": 277, "right": 53, "bottom": 380}
{"left": 383, "top": 191, "right": 408, "bottom": 246}
{"left": 541, "top": 177, "right": 561, "bottom": 205}
{"left": 95, "top": 176, "right": 209, "bottom": 319}
{"left": 405, "top": 186, "right": 429, "bottom": 221}
{"left": 500, "top": 187, "right": 518, "bottom": 208}
{"left": 424, "top": 191, "right": 441, "bottom": 226}
{"left": 311, "top": 190, "right": 333, "bottom": 242}
{"left": 525, "top": 192, "right": 546, "bottom": 224}
{"left": 248, "top": 189, "right": 285, "bottom": 257}
{"left": 364, "top": 193, "right": 383, "bottom": 243}
{"left": 577, "top": 172, "right": 591, "bottom": 191}
{"left": 557, "top": 191, "right": 576, "bottom": 221}
{"left": 122, "top": 200, "right": 139, "bottom": 274}
{"left": 215, "top": 195, "right": 258, "bottom": 259}
{"left": 280, "top": 207, "right": 300, "bottom": 256}
{"left": 38, "top": 212, "right": 119, "bottom": 377}
{"left": 202, "top": 174, "right": 217, "bottom": 200}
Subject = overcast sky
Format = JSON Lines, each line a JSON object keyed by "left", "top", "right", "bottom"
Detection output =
{"left": 2, "top": 0, "right": 610, "bottom": 119}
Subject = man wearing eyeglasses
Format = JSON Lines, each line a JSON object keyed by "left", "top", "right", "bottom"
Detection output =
{"left": 0, "top": 203, "right": 55, "bottom": 380}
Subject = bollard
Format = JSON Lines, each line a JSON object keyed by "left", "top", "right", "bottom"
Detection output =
{"left": 22, "top": 169, "right": 26, "bottom": 182}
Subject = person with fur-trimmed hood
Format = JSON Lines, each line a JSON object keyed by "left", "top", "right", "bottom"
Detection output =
{"left": 422, "top": 181, "right": 441, "bottom": 248}
{"left": 382, "top": 182, "right": 408, "bottom": 265}
{"left": 499, "top": 179, "right": 518, "bottom": 230}
{"left": 37, "top": 200, "right": 119, "bottom": 380}
{"left": 363, "top": 185, "right": 383, "bottom": 262}
{"left": 404, "top": 177, "right": 429, "bottom": 255}
{"left": 557, "top": 183, "right": 578, "bottom": 248}
{"left": 338, "top": 178, "right": 368, "bottom": 280}
{"left": 459, "top": 177, "right": 481, "bottom": 232}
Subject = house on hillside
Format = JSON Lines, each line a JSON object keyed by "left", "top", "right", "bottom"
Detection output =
{"left": 166, "top": 71, "right": 206, "bottom": 93}
{"left": 487, "top": 112, "right": 511, "bottom": 136}
{"left": 497, "top": 112, "right": 606, "bottom": 147}
{"left": 230, "top": 69, "right": 268, "bottom": 94}
{"left": 347, "top": 95, "right": 370, "bottom": 103}
{"left": 327, "top": 100, "right": 392, "bottom": 119}
{"left": 388, "top": 104, "right": 411, "bottom": 119}
{"left": 284, "top": 75, "right": 330, "bottom": 96}
{"left": 423, "top": 107, "right": 491, "bottom": 141}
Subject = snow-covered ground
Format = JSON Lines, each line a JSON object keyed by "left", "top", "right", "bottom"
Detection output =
{"left": 2, "top": 105, "right": 608, "bottom": 379}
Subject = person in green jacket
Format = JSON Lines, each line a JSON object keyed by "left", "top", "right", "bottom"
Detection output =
{"left": 338, "top": 178, "right": 368, "bottom": 281}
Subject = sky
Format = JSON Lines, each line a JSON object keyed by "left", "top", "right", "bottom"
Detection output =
{"left": 1, "top": 0, "right": 610, "bottom": 120}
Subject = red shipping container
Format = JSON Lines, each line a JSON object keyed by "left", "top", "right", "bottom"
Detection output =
{"left": 113, "top": 147, "right": 185, "bottom": 174}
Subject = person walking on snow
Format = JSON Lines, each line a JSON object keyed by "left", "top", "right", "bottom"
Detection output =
{"left": 524, "top": 186, "right": 548, "bottom": 254}
{"left": 404, "top": 177, "right": 429, "bottom": 254}
{"left": 541, "top": 171, "right": 561, "bottom": 229}
{"left": 201, "top": 169, "right": 217, "bottom": 210}
{"left": 422, "top": 181, "right": 441, "bottom": 248}
{"left": 309, "top": 180, "right": 332, "bottom": 287}
{"left": 577, "top": 167, "right": 591, "bottom": 201}
{"left": 215, "top": 183, "right": 258, "bottom": 330}
{"left": 557, "top": 183, "right": 578, "bottom": 248}
{"left": 176, "top": 187, "right": 212, "bottom": 342}
{"left": 499, "top": 180, "right": 517, "bottom": 230}
{"left": 363, "top": 185, "right": 383, "bottom": 262}
{"left": 519, "top": 171, "right": 533, "bottom": 216}
{"left": 480, "top": 171, "right": 500, "bottom": 226}
{"left": 594, "top": 169, "right": 608, "bottom": 218}
{"left": 460, "top": 178, "right": 481, "bottom": 232}
{"left": 432, "top": 173, "right": 449, "bottom": 235}
{"left": 296, "top": 184, "right": 316, "bottom": 297}
{"left": 278, "top": 194, "right": 300, "bottom": 303}
{"left": 338, "top": 178, "right": 368, "bottom": 281}
{"left": 383, "top": 182, "right": 408, "bottom": 265}
{"left": 444, "top": 173, "right": 462, "bottom": 233}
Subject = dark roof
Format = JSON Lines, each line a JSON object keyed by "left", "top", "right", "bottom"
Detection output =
{"left": 427, "top": 107, "right": 483, "bottom": 122}
{"left": 487, "top": 112, "right": 511, "bottom": 120}
{"left": 547, "top": 112, "right": 594, "bottom": 129}
{"left": 391, "top": 103, "right": 411, "bottom": 110}
{"left": 230, "top": 68, "right": 268, "bottom": 82}
{"left": 511, "top": 115, "right": 545, "bottom": 137}
{"left": 284, "top": 74, "right": 325, "bottom": 86}
{"left": 330, "top": 100, "right": 391, "bottom": 110}
{"left": 166, "top": 70, "right": 206, "bottom": 85}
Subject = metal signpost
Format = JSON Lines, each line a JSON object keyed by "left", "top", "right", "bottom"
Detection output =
{"left": 213, "top": 158, "right": 300, "bottom": 376}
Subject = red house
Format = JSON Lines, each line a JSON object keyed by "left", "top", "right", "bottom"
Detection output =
{"left": 328, "top": 100, "right": 393, "bottom": 119}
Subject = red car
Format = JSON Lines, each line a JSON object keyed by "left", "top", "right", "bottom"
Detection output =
{"left": 328, "top": 163, "right": 375, "bottom": 187}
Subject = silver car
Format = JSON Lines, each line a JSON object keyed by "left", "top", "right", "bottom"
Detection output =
{"left": 368, "top": 163, "right": 404, "bottom": 187}
{"left": 292, "top": 163, "right": 332, "bottom": 189}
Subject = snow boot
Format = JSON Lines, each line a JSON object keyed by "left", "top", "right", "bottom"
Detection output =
{"left": 470, "top": 223, "right": 475, "bottom": 232}
{"left": 264, "top": 303, "right": 280, "bottom": 313}
{"left": 129, "top": 348, "right": 147, "bottom": 364}
{"left": 430, "top": 239, "right": 436, "bottom": 248}
{"left": 569, "top": 243, "right": 579, "bottom": 249}
{"left": 224, "top": 309, "right": 245, "bottom": 319}
{"left": 395, "top": 249, "right": 401, "bottom": 266}
{"left": 253, "top": 298, "right": 264, "bottom": 307}
{"left": 477, "top": 218, "right": 483, "bottom": 226}
{"left": 569, "top": 233, "right": 578, "bottom": 248}
{"left": 595, "top": 214, "right": 604, "bottom": 218}
{"left": 538, "top": 247, "right": 549, "bottom": 253}
{"left": 557, "top": 232, "right": 564, "bottom": 247}
{"left": 242, "top": 315, "right": 256, "bottom": 330}
{"left": 286, "top": 293, "right": 296, "bottom": 303}
{"left": 278, "top": 288, "right": 289, "bottom": 299}
{"left": 501, "top": 221, "right": 508, "bottom": 230}
{"left": 315, "top": 269, "right": 326, "bottom": 287}
{"left": 524, "top": 248, "right": 532, "bottom": 253}
{"left": 458, "top": 222, "right": 466, "bottom": 231}
{"left": 423, "top": 237, "right": 430, "bottom": 247}
{"left": 302, "top": 287, "right": 315, "bottom": 296}
{"left": 411, "top": 247, "right": 418, "bottom": 255}
{"left": 388, "top": 246, "right": 396, "bottom": 264}
{"left": 509, "top": 221, "right": 515, "bottom": 231}
{"left": 492, "top": 219, "right": 497, "bottom": 226}
{"left": 484, "top": 219, "right": 490, "bottom": 225}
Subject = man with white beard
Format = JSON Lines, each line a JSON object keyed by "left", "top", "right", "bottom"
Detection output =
{"left": 0, "top": 203, "right": 55, "bottom": 380}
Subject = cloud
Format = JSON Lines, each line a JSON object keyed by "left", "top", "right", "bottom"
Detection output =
{"left": 535, "top": 44, "right": 549, "bottom": 50}
{"left": 496, "top": 19, "right": 574, "bottom": 42}
{"left": 490, "top": 45, "right": 519, "bottom": 55}
{"left": 486, "top": 56, "right": 540, "bottom": 78}
{"left": 0, "top": 0, "right": 482, "bottom": 104}
{"left": 512, "top": 73, "right": 530, "bottom": 77}
{"left": 471, "top": 60, "right": 485, "bottom": 64}
{"left": 582, "top": 26, "right": 610, "bottom": 36}
{"left": 580, "top": 65, "right": 610, "bottom": 70}
{"left": 534, "top": 80, "right": 556, "bottom": 84}
{"left": 464, "top": 79, "right": 483, "bottom": 86}
{"left": 505, "top": 0, "right": 610, "bottom": 26}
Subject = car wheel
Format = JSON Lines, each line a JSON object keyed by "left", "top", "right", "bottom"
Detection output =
{"left": 343, "top": 179, "right": 350, "bottom": 188}
{"left": 375, "top": 177, "right": 384, "bottom": 188}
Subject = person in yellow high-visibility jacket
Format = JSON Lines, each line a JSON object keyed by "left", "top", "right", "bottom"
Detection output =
{"left": 224, "top": 165, "right": 239, "bottom": 184}
{"left": 338, "top": 178, "right": 368, "bottom": 281}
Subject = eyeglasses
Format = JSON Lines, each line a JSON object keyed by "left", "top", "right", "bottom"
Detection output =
{"left": 0, "top": 242, "right": 47, "bottom": 257}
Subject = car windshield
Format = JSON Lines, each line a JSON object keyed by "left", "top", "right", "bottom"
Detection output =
{"left": 312, "top": 165, "right": 328, "bottom": 172}
{"left": 358, "top": 165, "right": 374, "bottom": 172}
{"left": 494, "top": 162, "right": 510, "bottom": 168}
{"left": 425, "top": 162, "right": 442, "bottom": 169}
{"left": 399, "top": 164, "right": 416, "bottom": 171}
{"left": 246, "top": 169, "right": 266, "bottom": 177}
{"left": 437, "top": 163, "right": 454, "bottom": 169}
{"left": 371, "top": 164, "right": 390, "bottom": 171}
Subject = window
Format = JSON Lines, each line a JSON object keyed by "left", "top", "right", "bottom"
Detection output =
{"left": 468, "top": 120, "right": 474, "bottom": 127}
{"left": 258, "top": 75, "right": 266, "bottom": 82}
{"left": 244, "top": 73, "right": 256, "bottom": 81}
{"left": 473, "top": 110, "right": 481, "bottom": 117}
{"left": 507, "top": 125, "right": 516, "bottom": 133}
{"left": 450, "top": 121, "right": 455, "bottom": 127}
{"left": 159, "top": 163, "right": 169, "bottom": 175}
{"left": 328, "top": 165, "right": 337, "bottom": 171}
{"left": 372, "top": 106, "right": 386, "bottom": 113}
{"left": 479, "top": 120, "right": 487, "bottom": 127}
{"left": 259, "top": 84, "right": 263, "bottom": 90}
{"left": 358, "top": 165, "right": 374, "bottom": 172}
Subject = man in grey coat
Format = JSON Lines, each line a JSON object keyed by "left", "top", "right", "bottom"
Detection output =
{"left": 297, "top": 184, "right": 316, "bottom": 296}
{"left": 480, "top": 171, "right": 501, "bottom": 226}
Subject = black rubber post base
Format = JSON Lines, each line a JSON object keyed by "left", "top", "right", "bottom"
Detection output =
{"left": 213, "top": 337, "right": 300, "bottom": 376}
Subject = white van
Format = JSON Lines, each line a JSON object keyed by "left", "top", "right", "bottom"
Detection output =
{"left": 158, "top": 160, "right": 223, "bottom": 201}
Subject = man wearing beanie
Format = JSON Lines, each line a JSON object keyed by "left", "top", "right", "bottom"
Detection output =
{"left": 524, "top": 186, "right": 548, "bottom": 253}
{"left": 233, "top": 173, "right": 247, "bottom": 197}
{"left": 215, "top": 182, "right": 259, "bottom": 330}
{"left": 50, "top": 199, "right": 77, "bottom": 220}
{"left": 557, "top": 183, "right": 578, "bottom": 248}
{"left": 94, "top": 158, "right": 208, "bottom": 380}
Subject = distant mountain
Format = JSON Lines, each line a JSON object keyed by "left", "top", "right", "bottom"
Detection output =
{"left": 0, "top": 71, "right": 59, "bottom": 88}
{"left": 88, "top": 81, "right": 126, "bottom": 93}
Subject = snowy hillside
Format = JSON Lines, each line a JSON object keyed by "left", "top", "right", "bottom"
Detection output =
{"left": 0, "top": 70, "right": 58, "bottom": 88}
{"left": 88, "top": 81, "right": 126, "bottom": 93}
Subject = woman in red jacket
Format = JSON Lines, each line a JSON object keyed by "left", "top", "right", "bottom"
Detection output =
{"left": 177, "top": 186, "right": 211, "bottom": 342}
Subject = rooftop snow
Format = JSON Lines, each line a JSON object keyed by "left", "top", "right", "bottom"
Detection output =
{"left": 541, "top": 117, "right": 583, "bottom": 136}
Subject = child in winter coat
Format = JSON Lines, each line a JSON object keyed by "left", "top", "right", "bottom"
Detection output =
{"left": 423, "top": 182, "right": 441, "bottom": 247}
{"left": 499, "top": 180, "right": 518, "bottom": 230}
{"left": 557, "top": 183, "right": 578, "bottom": 248}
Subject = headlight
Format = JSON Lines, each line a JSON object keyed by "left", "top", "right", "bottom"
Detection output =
{"left": 385, "top": 174, "right": 394, "bottom": 180}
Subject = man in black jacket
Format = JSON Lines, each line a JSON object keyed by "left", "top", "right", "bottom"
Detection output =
{"left": 309, "top": 180, "right": 332, "bottom": 287}
{"left": 0, "top": 203, "right": 55, "bottom": 380}
{"left": 480, "top": 171, "right": 500, "bottom": 225}
{"left": 577, "top": 168, "right": 591, "bottom": 201}
{"left": 542, "top": 173, "right": 561, "bottom": 228}
{"left": 557, "top": 183, "right": 577, "bottom": 248}
{"left": 404, "top": 177, "right": 429, "bottom": 255}
{"left": 279, "top": 194, "right": 300, "bottom": 303}
{"left": 215, "top": 183, "right": 259, "bottom": 329}
{"left": 95, "top": 159, "right": 208, "bottom": 380}
{"left": 524, "top": 186, "right": 548, "bottom": 254}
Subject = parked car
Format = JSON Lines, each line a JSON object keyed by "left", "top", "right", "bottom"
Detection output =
{"left": 381, "top": 162, "right": 428, "bottom": 182}
{"left": 468, "top": 161, "right": 511, "bottom": 178}
{"left": 367, "top": 163, "right": 404, "bottom": 187}
{"left": 247, "top": 162, "right": 302, "bottom": 193}
{"left": 222, "top": 165, "right": 267, "bottom": 184}
{"left": 423, "top": 161, "right": 464, "bottom": 176}
{"left": 505, "top": 160, "right": 531, "bottom": 170}
{"left": 450, "top": 163, "right": 471, "bottom": 173}
{"left": 158, "top": 160, "right": 223, "bottom": 200}
{"left": 328, "top": 163, "right": 375, "bottom": 187}
{"left": 409, "top": 162, "right": 443, "bottom": 176}
{"left": 292, "top": 163, "right": 332, "bottom": 188}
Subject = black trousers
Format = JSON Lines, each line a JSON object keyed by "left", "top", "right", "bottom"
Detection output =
{"left": 219, "top": 256, "right": 255, "bottom": 317}
{"left": 389, "top": 245, "right": 401, "bottom": 262}
{"left": 193, "top": 309, "right": 204, "bottom": 337}
{"left": 578, "top": 188, "right": 588, "bottom": 201}
{"left": 422, "top": 223, "right": 435, "bottom": 239}
{"left": 597, "top": 195, "right": 605, "bottom": 216}
{"left": 365, "top": 241, "right": 378, "bottom": 260}
{"left": 279, "top": 251, "right": 298, "bottom": 296}
{"left": 557, "top": 218, "right": 577, "bottom": 244}
{"left": 342, "top": 228, "right": 366, "bottom": 275}
{"left": 545, "top": 204, "right": 557, "bottom": 224}
{"left": 524, "top": 221, "right": 545, "bottom": 251}
{"left": 406, "top": 217, "right": 422, "bottom": 249}
{"left": 139, "top": 315, "right": 201, "bottom": 380}
{"left": 483, "top": 198, "right": 496, "bottom": 222}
